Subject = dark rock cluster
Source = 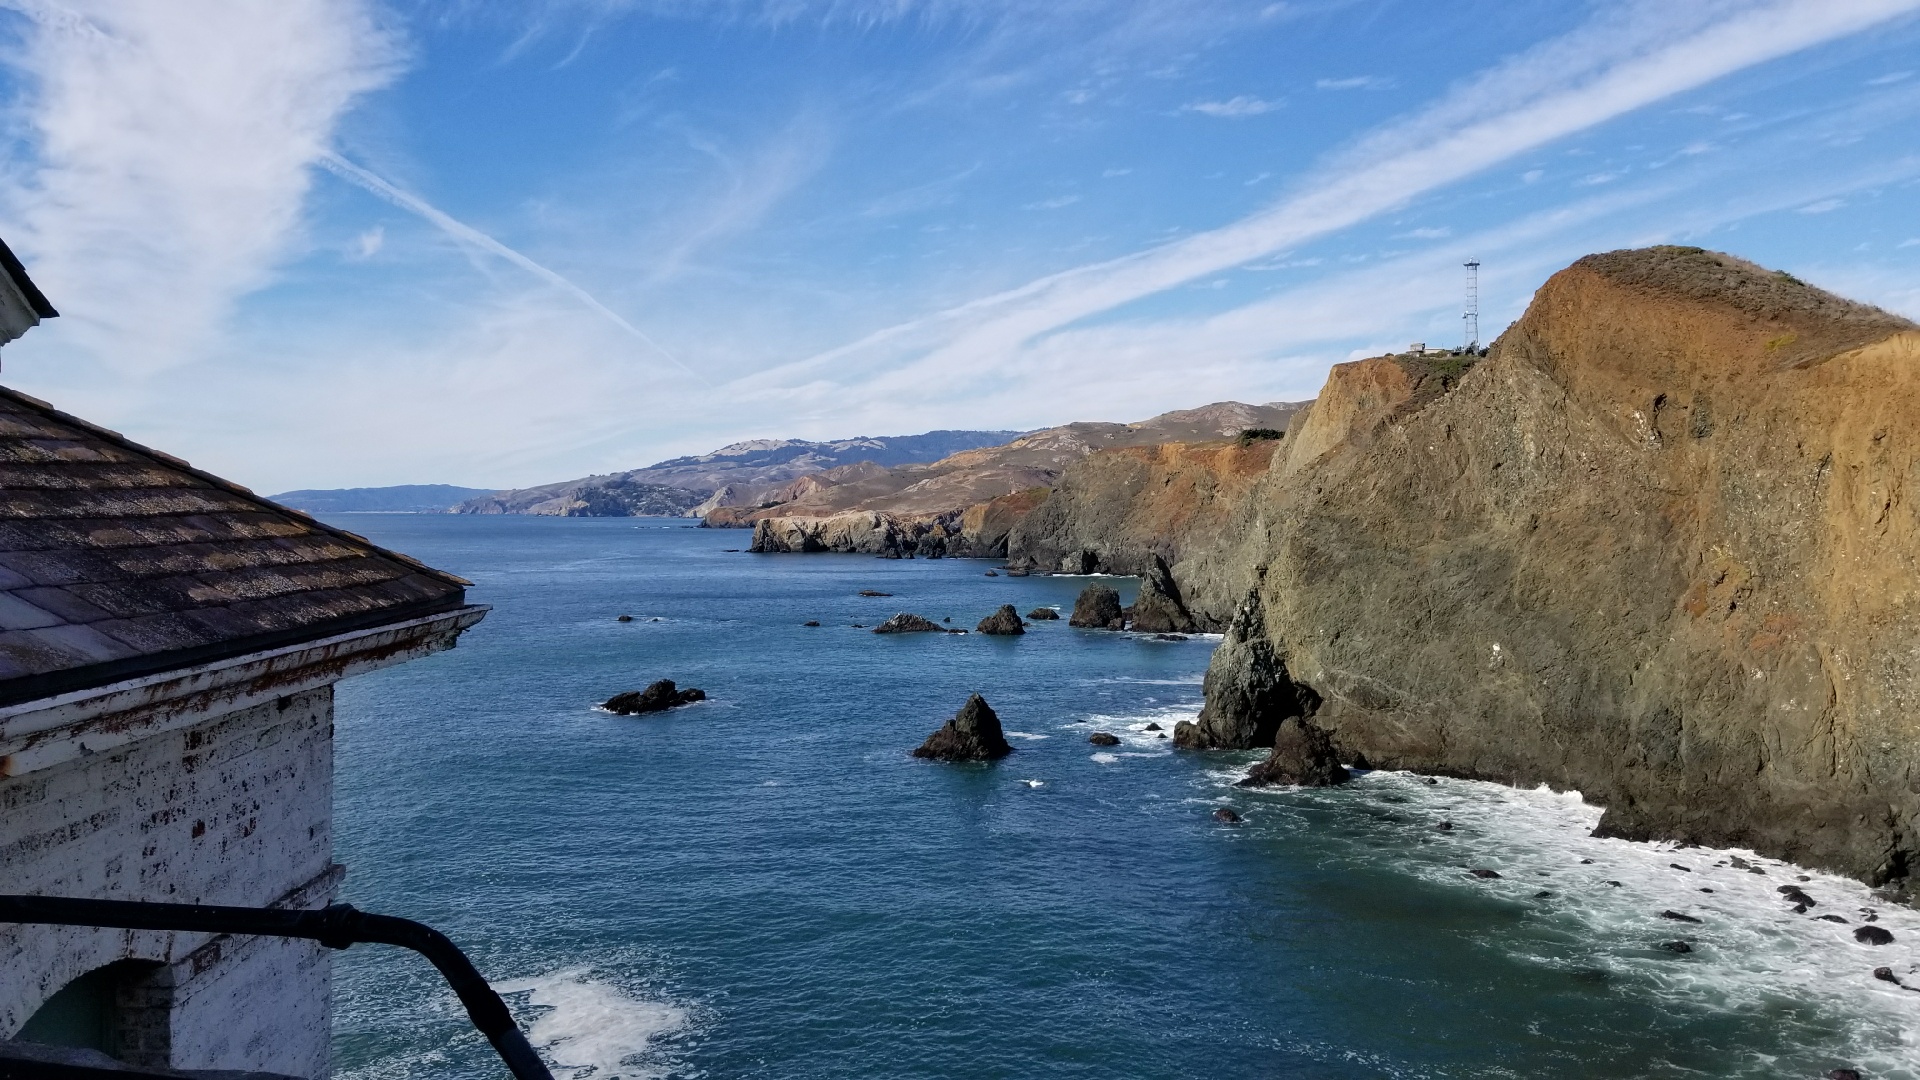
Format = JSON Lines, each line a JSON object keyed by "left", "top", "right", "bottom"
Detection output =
{"left": 874, "top": 613, "right": 944, "bottom": 634}
{"left": 603, "top": 679, "right": 707, "bottom": 715}
{"left": 1026, "top": 607, "right": 1060, "bottom": 620}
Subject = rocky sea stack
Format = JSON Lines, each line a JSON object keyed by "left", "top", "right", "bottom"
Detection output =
{"left": 1026, "top": 607, "right": 1060, "bottom": 620}
{"left": 1069, "top": 585, "right": 1124, "bottom": 629}
{"left": 603, "top": 679, "right": 707, "bottom": 715}
{"left": 1128, "top": 554, "right": 1197, "bottom": 634}
{"left": 913, "top": 693, "right": 1014, "bottom": 761}
{"left": 874, "top": 613, "right": 944, "bottom": 634}
{"left": 976, "top": 604, "right": 1025, "bottom": 635}
{"left": 1238, "top": 717, "right": 1349, "bottom": 788}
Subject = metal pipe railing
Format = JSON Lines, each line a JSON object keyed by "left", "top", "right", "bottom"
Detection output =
{"left": 0, "top": 894, "right": 554, "bottom": 1080}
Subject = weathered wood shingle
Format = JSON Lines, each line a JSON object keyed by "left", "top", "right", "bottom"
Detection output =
{"left": 0, "top": 386, "right": 469, "bottom": 704}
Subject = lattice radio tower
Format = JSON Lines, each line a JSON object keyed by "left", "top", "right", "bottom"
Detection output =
{"left": 1463, "top": 260, "right": 1481, "bottom": 350}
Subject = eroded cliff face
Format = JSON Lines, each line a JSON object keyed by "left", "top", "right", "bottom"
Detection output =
{"left": 1005, "top": 439, "right": 1285, "bottom": 626}
{"left": 1034, "top": 246, "right": 1920, "bottom": 889}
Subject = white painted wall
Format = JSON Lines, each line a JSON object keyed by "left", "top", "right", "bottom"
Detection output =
{"left": 0, "top": 687, "right": 336, "bottom": 1077}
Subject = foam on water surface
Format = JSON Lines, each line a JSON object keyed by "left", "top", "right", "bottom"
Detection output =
{"left": 493, "top": 969, "right": 692, "bottom": 1079}
{"left": 1213, "top": 766, "right": 1920, "bottom": 1078}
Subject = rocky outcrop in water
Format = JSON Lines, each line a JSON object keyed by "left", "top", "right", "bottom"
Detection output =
{"left": 1069, "top": 585, "right": 1124, "bottom": 629}
{"left": 913, "top": 694, "right": 1014, "bottom": 760}
{"left": 874, "top": 613, "right": 944, "bottom": 634}
{"left": 1026, "top": 607, "right": 1060, "bottom": 620}
{"left": 1172, "top": 591, "right": 1319, "bottom": 750}
{"left": 1128, "top": 554, "right": 1197, "bottom": 634}
{"left": 603, "top": 680, "right": 707, "bottom": 714}
{"left": 1237, "top": 716, "right": 1349, "bottom": 788}
{"left": 1024, "top": 245, "right": 1920, "bottom": 891}
{"left": 976, "top": 605, "right": 1025, "bottom": 635}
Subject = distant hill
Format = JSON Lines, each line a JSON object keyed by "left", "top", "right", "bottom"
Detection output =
{"left": 456, "top": 429, "right": 1025, "bottom": 517}
{"left": 269, "top": 484, "right": 500, "bottom": 514}
{"left": 710, "top": 401, "right": 1309, "bottom": 529}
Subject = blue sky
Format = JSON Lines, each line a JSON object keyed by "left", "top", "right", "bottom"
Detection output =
{"left": 1, "top": 0, "right": 1918, "bottom": 492}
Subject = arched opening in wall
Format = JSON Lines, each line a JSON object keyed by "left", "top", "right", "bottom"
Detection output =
{"left": 14, "top": 959, "right": 173, "bottom": 1066}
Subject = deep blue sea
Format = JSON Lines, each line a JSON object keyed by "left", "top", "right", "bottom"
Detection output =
{"left": 325, "top": 515, "right": 1920, "bottom": 1080}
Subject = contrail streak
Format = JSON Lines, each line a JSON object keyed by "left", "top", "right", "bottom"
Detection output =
{"left": 318, "top": 153, "right": 704, "bottom": 385}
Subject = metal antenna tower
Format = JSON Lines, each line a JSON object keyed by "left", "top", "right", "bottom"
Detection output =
{"left": 1463, "top": 260, "right": 1480, "bottom": 350}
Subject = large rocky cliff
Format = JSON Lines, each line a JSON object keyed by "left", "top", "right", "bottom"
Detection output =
{"left": 1020, "top": 246, "right": 1920, "bottom": 890}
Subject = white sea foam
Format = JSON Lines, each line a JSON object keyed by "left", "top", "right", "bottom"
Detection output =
{"left": 1022, "top": 778, "right": 1046, "bottom": 788}
{"left": 493, "top": 969, "right": 691, "bottom": 1079}
{"left": 1004, "top": 731, "right": 1051, "bottom": 740}
{"left": 1090, "top": 752, "right": 1119, "bottom": 764}
{"left": 1215, "top": 768, "right": 1920, "bottom": 1077}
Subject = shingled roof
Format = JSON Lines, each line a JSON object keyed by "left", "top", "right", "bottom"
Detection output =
{"left": 0, "top": 385, "right": 471, "bottom": 707}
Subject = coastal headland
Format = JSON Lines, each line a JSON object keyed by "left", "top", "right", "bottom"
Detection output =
{"left": 1014, "top": 246, "right": 1920, "bottom": 893}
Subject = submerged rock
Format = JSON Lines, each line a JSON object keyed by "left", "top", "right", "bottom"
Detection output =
{"left": 1212, "top": 807, "right": 1242, "bottom": 823}
{"left": 976, "top": 604, "right": 1026, "bottom": 636}
{"left": 617, "top": 614, "right": 634, "bottom": 622}
{"left": 913, "top": 694, "right": 1014, "bottom": 761}
{"left": 1129, "top": 554, "right": 1198, "bottom": 634}
{"left": 803, "top": 620, "right": 820, "bottom": 627}
{"left": 985, "top": 570, "right": 999, "bottom": 576}
{"left": 874, "top": 613, "right": 944, "bottom": 634}
{"left": 1658, "top": 910, "right": 1702, "bottom": 923}
{"left": 1237, "top": 716, "right": 1350, "bottom": 788}
{"left": 603, "top": 680, "right": 707, "bottom": 715}
{"left": 859, "top": 589, "right": 894, "bottom": 597}
{"left": 1469, "top": 869, "right": 1501, "bottom": 879}
{"left": 1069, "top": 585, "right": 1124, "bottom": 628}
{"left": 1089, "top": 732, "right": 1121, "bottom": 746}
{"left": 1659, "top": 941, "right": 1693, "bottom": 954}
{"left": 1855, "top": 925, "right": 1895, "bottom": 945}
{"left": 1026, "top": 607, "right": 1061, "bottom": 620}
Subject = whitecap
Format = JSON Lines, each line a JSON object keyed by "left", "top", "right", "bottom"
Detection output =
{"left": 493, "top": 969, "right": 690, "bottom": 1080}
{"left": 1090, "top": 752, "right": 1119, "bottom": 764}
{"left": 1223, "top": 769, "right": 1920, "bottom": 1076}
{"left": 1005, "top": 731, "right": 1050, "bottom": 741}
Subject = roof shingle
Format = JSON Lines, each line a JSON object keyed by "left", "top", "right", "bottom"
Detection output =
{"left": 0, "top": 386, "right": 469, "bottom": 705}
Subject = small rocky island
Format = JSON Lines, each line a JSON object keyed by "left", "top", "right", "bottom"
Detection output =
{"left": 603, "top": 679, "right": 707, "bottom": 714}
{"left": 913, "top": 694, "right": 1014, "bottom": 761}
{"left": 874, "top": 612, "right": 944, "bottom": 633}
{"left": 976, "top": 604, "right": 1025, "bottom": 635}
{"left": 1068, "top": 585, "right": 1124, "bottom": 629}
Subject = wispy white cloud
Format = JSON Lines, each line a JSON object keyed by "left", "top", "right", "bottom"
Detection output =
{"left": 1397, "top": 226, "right": 1452, "bottom": 239}
{"left": 1025, "top": 194, "right": 1082, "bottom": 209}
{"left": 1868, "top": 69, "right": 1913, "bottom": 84}
{"left": 317, "top": 153, "right": 701, "bottom": 382}
{"left": 744, "top": 0, "right": 1920, "bottom": 405}
{"left": 1184, "top": 94, "right": 1282, "bottom": 117}
{"left": 1797, "top": 196, "right": 1845, "bottom": 212}
{"left": 0, "top": 0, "right": 400, "bottom": 371}
{"left": 1315, "top": 75, "right": 1392, "bottom": 90}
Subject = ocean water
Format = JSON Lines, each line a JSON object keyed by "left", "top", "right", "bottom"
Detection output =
{"left": 325, "top": 515, "right": 1920, "bottom": 1080}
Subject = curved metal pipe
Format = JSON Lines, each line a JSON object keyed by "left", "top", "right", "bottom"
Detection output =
{"left": 0, "top": 894, "right": 554, "bottom": 1080}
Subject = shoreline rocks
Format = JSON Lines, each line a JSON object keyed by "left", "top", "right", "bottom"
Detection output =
{"left": 1128, "top": 554, "right": 1198, "bottom": 634}
{"left": 976, "top": 604, "right": 1025, "bottom": 635}
{"left": 603, "top": 680, "right": 707, "bottom": 715}
{"left": 913, "top": 694, "right": 1014, "bottom": 761}
{"left": 1237, "top": 716, "right": 1349, "bottom": 788}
